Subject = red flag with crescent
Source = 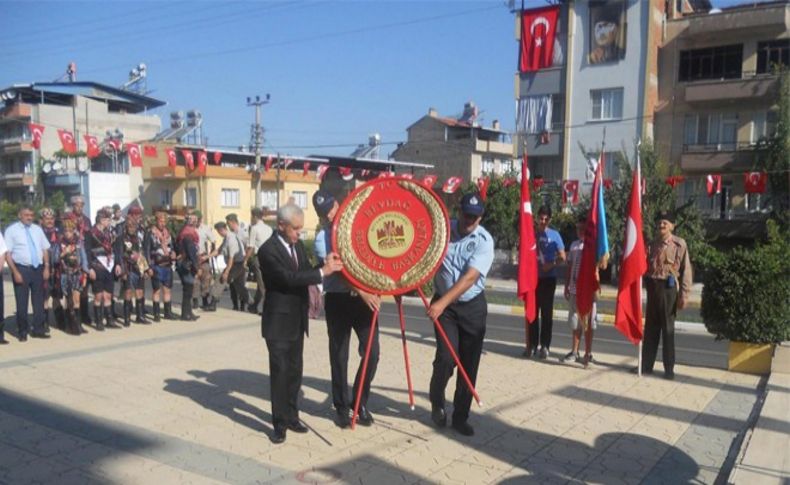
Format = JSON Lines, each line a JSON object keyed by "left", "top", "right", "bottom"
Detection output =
{"left": 143, "top": 145, "right": 158, "bottom": 158}
{"left": 421, "top": 174, "right": 438, "bottom": 188}
{"left": 316, "top": 164, "right": 329, "bottom": 181}
{"left": 706, "top": 174, "right": 722, "bottom": 197}
{"left": 562, "top": 180, "right": 579, "bottom": 205}
{"left": 29, "top": 123, "right": 45, "bottom": 149}
{"left": 213, "top": 152, "right": 222, "bottom": 165}
{"left": 57, "top": 129, "right": 77, "bottom": 154}
{"left": 264, "top": 156, "right": 273, "bottom": 172}
{"left": 519, "top": 5, "right": 560, "bottom": 73}
{"left": 182, "top": 150, "right": 194, "bottom": 170}
{"left": 197, "top": 151, "right": 208, "bottom": 172}
{"left": 532, "top": 177, "right": 544, "bottom": 190}
{"left": 126, "top": 143, "right": 143, "bottom": 167}
{"left": 615, "top": 156, "right": 646, "bottom": 344}
{"left": 339, "top": 166, "right": 354, "bottom": 181}
{"left": 107, "top": 139, "right": 121, "bottom": 152}
{"left": 442, "top": 176, "right": 462, "bottom": 194}
{"left": 166, "top": 149, "right": 176, "bottom": 168}
{"left": 518, "top": 154, "right": 538, "bottom": 324}
{"left": 84, "top": 134, "right": 101, "bottom": 159}
{"left": 744, "top": 172, "right": 767, "bottom": 193}
{"left": 303, "top": 162, "right": 311, "bottom": 176}
{"left": 378, "top": 171, "right": 394, "bottom": 179}
{"left": 476, "top": 176, "right": 490, "bottom": 201}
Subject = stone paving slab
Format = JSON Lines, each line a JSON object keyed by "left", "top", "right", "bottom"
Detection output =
{"left": 0, "top": 302, "right": 763, "bottom": 484}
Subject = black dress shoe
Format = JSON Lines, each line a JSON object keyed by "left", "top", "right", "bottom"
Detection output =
{"left": 270, "top": 428, "right": 286, "bottom": 444}
{"left": 335, "top": 410, "right": 351, "bottom": 429}
{"left": 664, "top": 371, "right": 675, "bottom": 380}
{"left": 288, "top": 421, "right": 309, "bottom": 433}
{"left": 431, "top": 406, "right": 446, "bottom": 428}
{"left": 0, "top": 338, "right": 9, "bottom": 345}
{"left": 356, "top": 407, "right": 374, "bottom": 427}
{"left": 452, "top": 421, "right": 474, "bottom": 436}
{"left": 31, "top": 332, "right": 51, "bottom": 339}
{"left": 18, "top": 335, "right": 28, "bottom": 342}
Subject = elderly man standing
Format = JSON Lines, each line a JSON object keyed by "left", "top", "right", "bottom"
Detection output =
{"left": 258, "top": 204, "right": 343, "bottom": 444}
{"left": 642, "top": 211, "right": 692, "bottom": 380}
{"left": 4, "top": 205, "right": 52, "bottom": 341}
{"left": 246, "top": 207, "right": 272, "bottom": 315}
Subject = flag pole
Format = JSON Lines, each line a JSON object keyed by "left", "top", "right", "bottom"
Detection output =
{"left": 636, "top": 139, "right": 643, "bottom": 378}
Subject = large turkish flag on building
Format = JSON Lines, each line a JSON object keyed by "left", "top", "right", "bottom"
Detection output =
{"left": 744, "top": 172, "right": 767, "bottom": 194}
{"left": 519, "top": 5, "right": 560, "bottom": 73}
{"left": 57, "top": 129, "right": 77, "bottom": 154}
{"left": 29, "top": 123, "right": 45, "bottom": 149}
{"left": 126, "top": 143, "right": 143, "bottom": 168}
{"left": 84, "top": 134, "right": 101, "bottom": 159}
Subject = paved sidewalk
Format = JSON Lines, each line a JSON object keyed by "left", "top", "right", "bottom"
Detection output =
{"left": 0, "top": 293, "right": 767, "bottom": 484}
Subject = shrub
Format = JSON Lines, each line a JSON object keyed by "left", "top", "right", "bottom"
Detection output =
{"left": 702, "top": 220, "right": 790, "bottom": 343}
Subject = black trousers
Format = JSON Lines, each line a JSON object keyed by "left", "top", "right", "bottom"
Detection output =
{"left": 228, "top": 263, "right": 249, "bottom": 306}
{"left": 429, "top": 292, "right": 487, "bottom": 425}
{"left": 325, "top": 292, "right": 379, "bottom": 412}
{"left": 529, "top": 277, "right": 557, "bottom": 350}
{"left": 266, "top": 335, "right": 304, "bottom": 430}
{"left": 13, "top": 265, "right": 46, "bottom": 336}
{"left": 643, "top": 278, "right": 677, "bottom": 374}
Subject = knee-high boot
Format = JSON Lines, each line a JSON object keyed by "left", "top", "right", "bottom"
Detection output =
{"left": 135, "top": 299, "right": 150, "bottom": 324}
{"left": 93, "top": 306, "right": 104, "bottom": 331}
{"left": 104, "top": 306, "right": 119, "bottom": 329}
{"left": 152, "top": 302, "right": 161, "bottom": 322}
{"left": 123, "top": 300, "right": 132, "bottom": 327}
{"left": 163, "top": 302, "right": 176, "bottom": 320}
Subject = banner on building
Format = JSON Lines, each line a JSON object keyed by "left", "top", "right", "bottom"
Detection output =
{"left": 57, "top": 129, "right": 77, "bottom": 154}
{"left": 29, "top": 123, "right": 45, "bottom": 149}
{"left": 588, "top": 0, "right": 626, "bottom": 64}
{"left": 126, "top": 143, "right": 143, "bottom": 168}
{"left": 84, "top": 135, "right": 101, "bottom": 159}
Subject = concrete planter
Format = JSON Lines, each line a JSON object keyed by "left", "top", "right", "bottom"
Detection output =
{"left": 728, "top": 341, "right": 775, "bottom": 374}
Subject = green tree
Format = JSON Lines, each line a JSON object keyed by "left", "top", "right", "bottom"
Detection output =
{"left": 759, "top": 68, "right": 790, "bottom": 226}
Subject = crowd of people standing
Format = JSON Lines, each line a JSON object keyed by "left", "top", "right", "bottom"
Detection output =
{"left": 0, "top": 196, "right": 272, "bottom": 344}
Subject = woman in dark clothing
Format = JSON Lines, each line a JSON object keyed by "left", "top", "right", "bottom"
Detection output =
{"left": 176, "top": 214, "right": 202, "bottom": 321}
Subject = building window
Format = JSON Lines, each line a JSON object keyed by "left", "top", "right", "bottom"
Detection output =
{"left": 500, "top": 159, "right": 514, "bottom": 175}
{"left": 482, "top": 158, "right": 494, "bottom": 174}
{"left": 678, "top": 45, "right": 743, "bottom": 82}
{"left": 551, "top": 97, "right": 564, "bottom": 131}
{"left": 752, "top": 111, "right": 779, "bottom": 143}
{"left": 590, "top": 88, "right": 623, "bottom": 121}
{"left": 757, "top": 40, "right": 790, "bottom": 74}
{"left": 221, "top": 188, "right": 240, "bottom": 208}
{"left": 159, "top": 189, "right": 172, "bottom": 207}
{"left": 184, "top": 187, "right": 197, "bottom": 208}
{"left": 260, "top": 190, "right": 278, "bottom": 210}
{"left": 683, "top": 113, "right": 738, "bottom": 150}
{"left": 291, "top": 191, "right": 308, "bottom": 209}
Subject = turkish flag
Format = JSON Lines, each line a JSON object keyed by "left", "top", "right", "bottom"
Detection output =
{"left": 421, "top": 174, "right": 438, "bottom": 188}
{"left": 476, "top": 176, "right": 490, "bottom": 201}
{"left": 442, "top": 176, "right": 462, "bottom": 194}
{"left": 303, "top": 161, "right": 311, "bottom": 176}
{"left": 665, "top": 175, "right": 682, "bottom": 188}
{"left": 213, "top": 152, "right": 222, "bottom": 165}
{"left": 283, "top": 158, "right": 293, "bottom": 170}
{"left": 182, "top": 150, "right": 194, "bottom": 170}
{"left": 517, "top": 155, "right": 538, "bottom": 326}
{"left": 57, "top": 129, "right": 77, "bottom": 154}
{"left": 339, "top": 166, "right": 354, "bottom": 181}
{"left": 197, "top": 151, "right": 208, "bottom": 171}
{"left": 107, "top": 139, "right": 121, "bottom": 152}
{"left": 166, "top": 149, "right": 177, "bottom": 168}
{"left": 615, "top": 159, "right": 647, "bottom": 345}
{"left": 519, "top": 5, "right": 560, "bottom": 73}
{"left": 264, "top": 156, "right": 273, "bottom": 172}
{"left": 126, "top": 143, "right": 143, "bottom": 168}
{"left": 84, "top": 134, "right": 101, "bottom": 159}
{"left": 532, "top": 177, "right": 545, "bottom": 190}
{"left": 562, "top": 180, "right": 579, "bottom": 205}
{"left": 503, "top": 177, "right": 518, "bottom": 188}
{"left": 143, "top": 145, "right": 158, "bottom": 158}
{"left": 706, "top": 174, "right": 722, "bottom": 197}
{"left": 576, "top": 155, "right": 609, "bottom": 320}
{"left": 29, "top": 123, "right": 45, "bottom": 149}
{"left": 378, "top": 171, "right": 394, "bottom": 179}
{"left": 744, "top": 172, "right": 767, "bottom": 193}
{"left": 316, "top": 164, "right": 329, "bottom": 181}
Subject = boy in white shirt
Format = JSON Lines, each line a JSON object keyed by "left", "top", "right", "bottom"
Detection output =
{"left": 563, "top": 214, "right": 598, "bottom": 367}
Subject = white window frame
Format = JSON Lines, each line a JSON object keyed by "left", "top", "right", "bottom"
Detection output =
{"left": 482, "top": 158, "right": 494, "bottom": 174}
{"left": 260, "top": 190, "right": 278, "bottom": 210}
{"left": 590, "top": 88, "right": 624, "bottom": 121}
{"left": 184, "top": 187, "right": 198, "bottom": 207}
{"left": 160, "top": 189, "right": 172, "bottom": 207}
{"left": 291, "top": 191, "right": 308, "bottom": 209}
{"left": 220, "top": 188, "right": 240, "bottom": 208}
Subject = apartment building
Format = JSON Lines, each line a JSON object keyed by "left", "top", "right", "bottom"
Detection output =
{"left": 655, "top": 1, "right": 789, "bottom": 217}
{"left": 0, "top": 81, "right": 164, "bottom": 215}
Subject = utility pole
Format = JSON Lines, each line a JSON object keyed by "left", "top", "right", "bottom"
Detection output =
{"left": 247, "top": 94, "right": 270, "bottom": 208}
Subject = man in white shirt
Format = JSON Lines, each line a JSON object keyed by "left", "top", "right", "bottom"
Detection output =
{"left": 3, "top": 205, "right": 52, "bottom": 341}
{"left": 215, "top": 221, "right": 249, "bottom": 312}
{"left": 0, "top": 229, "right": 8, "bottom": 344}
{"left": 246, "top": 207, "right": 273, "bottom": 315}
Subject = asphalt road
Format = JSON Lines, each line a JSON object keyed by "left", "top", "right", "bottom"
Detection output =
{"left": 167, "top": 281, "right": 728, "bottom": 371}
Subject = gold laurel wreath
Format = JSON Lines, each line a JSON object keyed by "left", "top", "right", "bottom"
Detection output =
{"left": 335, "top": 180, "right": 447, "bottom": 292}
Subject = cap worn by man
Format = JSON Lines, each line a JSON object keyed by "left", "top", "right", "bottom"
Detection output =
{"left": 312, "top": 189, "right": 336, "bottom": 218}
{"left": 655, "top": 211, "right": 675, "bottom": 225}
{"left": 460, "top": 193, "right": 485, "bottom": 216}
{"left": 128, "top": 206, "right": 143, "bottom": 216}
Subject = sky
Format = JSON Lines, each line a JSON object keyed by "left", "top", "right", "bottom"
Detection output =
{"left": 0, "top": 0, "right": 764, "bottom": 158}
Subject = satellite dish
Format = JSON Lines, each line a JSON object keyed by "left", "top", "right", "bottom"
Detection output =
{"left": 42, "top": 162, "right": 52, "bottom": 174}
{"left": 78, "top": 159, "right": 89, "bottom": 173}
{"left": 52, "top": 161, "right": 63, "bottom": 171}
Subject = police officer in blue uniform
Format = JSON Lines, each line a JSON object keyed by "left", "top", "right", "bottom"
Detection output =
{"left": 313, "top": 190, "right": 381, "bottom": 428}
{"left": 428, "top": 192, "right": 495, "bottom": 437}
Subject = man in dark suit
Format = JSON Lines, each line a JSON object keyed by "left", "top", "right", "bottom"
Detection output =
{"left": 258, "top": 204, "right": 343, "bottom": 444}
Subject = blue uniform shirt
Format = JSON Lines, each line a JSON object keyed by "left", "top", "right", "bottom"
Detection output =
{"left": 3, "top": 221, "right": 50, "bottom": 268}
{"left": 537, "top": 227, "right": 564, "bottom": 279}
{"left": 316, "top": 224, "right": 349, "bottom": 293}
{"left": 434, "top": 220, "right": 495, "bottom": 302}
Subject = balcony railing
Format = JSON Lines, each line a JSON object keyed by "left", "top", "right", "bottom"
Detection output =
{"left": 682, "top": 141, "right": 765, "bottom": 153}
{"left": 683, "top": 71, "right": 779, "bottom": 103}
